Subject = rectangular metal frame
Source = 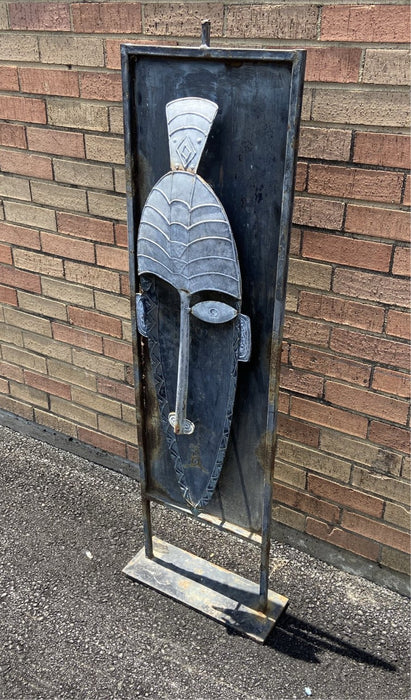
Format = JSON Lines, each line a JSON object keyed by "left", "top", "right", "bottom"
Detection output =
{"left": 122, "top": 44, "right": 305, "bottom": 639}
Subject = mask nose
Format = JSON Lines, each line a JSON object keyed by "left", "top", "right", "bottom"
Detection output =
{"left": 168, "top": 290, "right": 195, "bottom": 435}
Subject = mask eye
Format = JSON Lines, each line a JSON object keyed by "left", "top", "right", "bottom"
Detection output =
{"left": 191, "top": 300, "right": 237, "bottom": 324}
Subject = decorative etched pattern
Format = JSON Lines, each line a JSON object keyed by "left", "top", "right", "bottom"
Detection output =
{"left": 138, "top": 171, "right": 241, "bottom": 299}
{"left": 143, "top": 279, "right": 241, "bottom": 511}
{"left": 137, "top": 97, "right": 250, "bottom": 511}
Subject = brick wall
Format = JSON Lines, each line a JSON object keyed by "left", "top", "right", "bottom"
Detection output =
{"left": 0, "top": 1, "right": 409, "bottom": 587}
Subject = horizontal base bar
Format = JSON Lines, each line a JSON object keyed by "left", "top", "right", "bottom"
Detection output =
{"left": 123, "top": 537, "right": 288, "bottom": 643}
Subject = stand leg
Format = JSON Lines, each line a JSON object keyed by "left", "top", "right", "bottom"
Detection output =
{"left": 141, "top": 495, "right": 153, "bottom": 559}
{"left": 259, "top": 481, "right": 273, "bottom": 612}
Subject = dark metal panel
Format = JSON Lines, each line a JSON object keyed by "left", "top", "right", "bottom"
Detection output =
{"left": 122, "top": 45, "right": 305, "bottom": 541}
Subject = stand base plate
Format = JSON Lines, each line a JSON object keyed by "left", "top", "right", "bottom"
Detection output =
{"left": 123, "top": 537, "right": 288, "bottom": 643}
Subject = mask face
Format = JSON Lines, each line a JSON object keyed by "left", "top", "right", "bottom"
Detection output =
{"left": 137, "top": 97, "right": 251, "bottom": 512}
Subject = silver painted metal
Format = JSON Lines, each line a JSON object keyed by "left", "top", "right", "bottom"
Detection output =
{"left": 136, "top": 294, "right": 148, "bottom": 338}
{"left": 137, "top": 96, "right": 251, "bottom": 510}
{"left": 166, "top": 97, "right": 218, "bottom": 173}
{"left": 191, "top": 300, "right": 238, "bottom": 324}
{"left": 239, "top": 313, "right": 252, "bottom": 362}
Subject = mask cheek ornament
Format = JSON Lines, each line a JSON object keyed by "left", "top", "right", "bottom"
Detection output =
{"left": 136, "top": 97, "right": 251, "bottom": 513}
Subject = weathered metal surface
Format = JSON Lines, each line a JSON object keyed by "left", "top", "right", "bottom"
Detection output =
{"left": 137, "top": 96, "right": 249, "bottom": 511}
{"left": 122, "top": 44, "right": 305, "bottom": 537}
{"left": 122, "top": 42, "right": 305, "bottom": 619}
{"left": 123, "top": 537, "right": 288, "bottom": 643}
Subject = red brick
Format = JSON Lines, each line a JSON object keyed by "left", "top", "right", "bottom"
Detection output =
{"left": 333, "top": 268, "right": 410, "bottom": 308}
{"left": 0, "top": 284, "right": 17, "bottom": 306}
{"left": 105, "top": 38, "right": 176, "bottom": 70}
{"left": 280, "top": 366, "right": 323, "bottom": 398}
{"left": 353, "top": 133, "right": 410, "bottom": 170}
{"left": 386, "top": 310, "right": 410, "bottom": 341}
{"left": 0, "top": 360, "right": 24, "bottom": 383}
{"left": 72, "top": 2, "right": 141, "bottom": 33}
{"left": 289, "top": 229, "right": 301, "bottom": 257}
{"left": 295, "top": 162, "right": 307, "bottom": 192}
{"left": 306, "top": 47, "right": 361, "bottom": 83}
{"left": 403, "top": 176, "right": 410, "bottom": 206}
{"left": 306, "top": 517, "right": 380, "bottom": 560}
{"left": 321, "top": 5, "right": 410, "bottom": 43}
{"left": 345, "top": 205, "right": 409, "bottom": 242}
{"left": 80, "top": 72, "right": 122, "bottom": 102}
{"left": 19, "top": 68, "right": 79, "bottom": 98}
{"left": 291, "top": 396, "right": 368, "bottom": 438}
{"left": 290, "top": 346, "right": 371, "bottom": 387}
{"left": 308, "top": 164, "right": 403, "bottom": 204}
{"left": 52, "top": 322, "right": 103, "bottom": 354}
{"left": 369, "top": 421, "right": 409, "bottom": 454}
{"left": 0, "top": 66, "right": 19, "bottom": 91}
{"left": 342, "top": 511, "right": 409, "bottom": 554}
{"left": 127, "top": 444, "right": 139, "bottom": 462}
{"left": 308, "top": 475, "right": 384, "bottom": 518}
{"left": 0, "top": 124, "right": 27, "bottom": 149}
{"left": 41, "top": 232, "right": 95, "bottom": 264}
{"left": 146, "top": 3, "right": 224, "bottom": 37}
{"left": 119, "top": 275, "right": 129, "bottom": 298}
{"left": 114, "top": 224, "right": 128, "bottom": 248}
{"left": 277, "top": 414, "right": 320, "bottom": 448}
{"left": 57, "top": 212, "right": 114, "bottom": 243}
{"left": 97, "top": 376, "right": 135, "bottom": 405}
{"left": 392, "top": 247, "right": 409, "bottom": 277}
{"left": 96, "top": 245, "right": 128, "bottom": 272}
{"left": 278, "top": 392, "right": 289, "bottom": 415}
{"left": 293, "top": 196, "right": 344, "bottom": 230}
{"left": 330, "top": 328, "right": 409, "bottom": 370}
{"left": 372, "top": 368, "right": 410, "bottom": 399}
{"left": 24, "top": 370, "right": 71, "bottom": 400}
{"left": 0, "top": 265, "right": 41, "bottom": 293}
{"left": 225, "top": 4, "right": 318, "bottom": 39}
{"left": 298, "top": 291, "right": 384, "bottom": 333}
{"left": 275, "top": 483, "right": 340, "bottom": 523}
{"left": 0, "top": 96, "right": 46, "bottom": 124}
{"left": 27, "top": 127, "right": 85, "bottom": 158}
{"left": 78, "top": 426, "right": 126, "bottom": 458}
{"left": 0, "top": 223, "right": 40, "bottom": 250}
{"left": 325, "top": 381, "right": 409, "bottom": 425}
{"left": 283, "top": 316, "right": 329, "bottom": 347}
{"left": 303, "top": 231, "right": 392, "bottom": 273}
{"left": 0, "top": 149, "right": 52, "bottom": 180}
{"left": 68, "top": 307, "right": 122, "bottom": 338}
{"left": 0, "top": 243, "right": 12, "bottom": 265}
{"left": 103, "top": 338, "right": 133, "bottom": 364}
{"left": 9, "top": 2, "right": 70, "bottom": 31}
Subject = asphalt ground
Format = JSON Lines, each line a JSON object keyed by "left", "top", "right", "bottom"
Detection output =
{"left": 1, "top": 424, "right": 410, "bottom": 700}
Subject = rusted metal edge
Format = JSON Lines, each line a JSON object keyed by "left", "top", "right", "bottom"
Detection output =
{"left": 121, "top": 46, "right": 153, "bottom": 558}
{"left": 148, "top": 493, "right": 263, "bottom": 545}
{"left": 123, "top": 537, "right": 288, "bottom": 643}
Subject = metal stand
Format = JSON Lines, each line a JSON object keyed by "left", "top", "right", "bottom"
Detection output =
{"left": 123, "top": 536, "right": 288, "bottom": 643}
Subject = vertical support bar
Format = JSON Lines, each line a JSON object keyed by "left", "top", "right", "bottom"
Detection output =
{"left": 174, "top": 290, "right": 191, "bottom": 434}
{"left": 201, "top": 19, "right": 211, "bottom": 47}
{"left": 141, "top": 496, "right": 153, "bottom": 559}
{"left": 121, "top": 46, "right": 154, "bottom": 559}
{"left": 259, "top": 51, "right": 306, "bottom": 612}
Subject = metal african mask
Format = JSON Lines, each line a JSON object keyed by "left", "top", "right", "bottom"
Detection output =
{"left": 136, "top": 97, "right": 251, "bottom": 512}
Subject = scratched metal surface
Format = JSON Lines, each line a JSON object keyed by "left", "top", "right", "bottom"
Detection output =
{"left": 122, "top": 46, "right": 305, "bottom": 538}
